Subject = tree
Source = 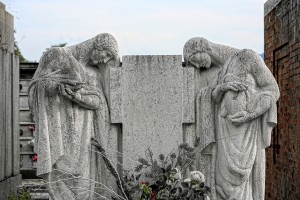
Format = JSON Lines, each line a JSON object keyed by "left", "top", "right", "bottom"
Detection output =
{"left": 46, "top": 43, "right": 67, "bottom": 51}
{"left": 14, "top": 41, "right": 26, "bottom": 63}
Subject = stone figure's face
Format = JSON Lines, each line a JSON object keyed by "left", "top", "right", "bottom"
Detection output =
{"left": 90, "top": 48, "right": 113, "bottom": 67}
{"left": 189, "top": 52, "right": 211, "bottom": 69}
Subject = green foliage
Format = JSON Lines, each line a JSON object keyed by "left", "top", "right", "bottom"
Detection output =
{"left": 14, "top": 41, "right": 27, "bottom": 63}
{"left": 123, "top": 143, "right": 210, "bottom": 200}
{"left": 46, "top": 43, "right": 67, "bottom": 51}
{"left": 50, "top": 43, "right": 67, "bottom": 48}
{"left": 9, "top": 189, "right": 31, "bottom": 200}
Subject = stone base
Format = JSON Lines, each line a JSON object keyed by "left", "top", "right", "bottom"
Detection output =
{"left": 0, "top": 174, "right": 22, "bottom": 200}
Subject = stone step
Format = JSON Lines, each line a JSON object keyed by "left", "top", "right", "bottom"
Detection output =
{"left": 21, "top": 179, "right": 49, "bottom": 200}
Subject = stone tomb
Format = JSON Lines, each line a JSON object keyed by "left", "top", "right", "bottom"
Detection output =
{"left": 29, "top": 33, "right": 279, "bottom": 200}
{"left": 110, "top": 55, "right": 194, "bottom": 170}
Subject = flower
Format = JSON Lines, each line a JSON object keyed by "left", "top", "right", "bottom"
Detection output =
{"left": 167, "top": 168, "right": 182, "bottom": 185}
{"left": 184, "top": 171, "right": 205, "bottom": 187}
{"left": 156, "top": 189, "right": 169, "bottom": 200}
{"left": 27, "top": 139, "right": 34, "bottom": 147}
{"left": 170, "top": 153, "right": 176, "bottom": 159}
{"left": 32, "top": 154, "right": 38, "bottom": 161}
{"left": 29, "top": 125, "right": 35, "bottom": 131}
{"left": 150, "top": 191, "right": 156, "bottom": 200}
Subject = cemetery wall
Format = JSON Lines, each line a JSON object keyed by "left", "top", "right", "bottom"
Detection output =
{"left": 264, "top": 0, "right": 300, "bottom": 199}
{"left": 0, "top": 2, "right": 21, "bottom": 199}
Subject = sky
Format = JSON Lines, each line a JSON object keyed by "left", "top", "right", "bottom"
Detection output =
{"left": 3, "top": 0, "right": 269, "bottom": 62}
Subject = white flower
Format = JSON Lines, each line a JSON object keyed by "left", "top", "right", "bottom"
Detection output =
{"left": 184, "top": 171, "right": 205, "bottom": 184}
{"left": 156, "top": 189, "right": 169, "bottom": 199}
{"left": 27, "top": 139, "right": 35, "bottom": 147}
{"left": 169, "top": 168, "right": 182, "bottom": 182}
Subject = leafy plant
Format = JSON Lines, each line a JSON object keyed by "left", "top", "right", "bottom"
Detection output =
{"left": 9, "top": 187, "right": 31, "bottom": 200}
{"left": 123, "top": 143, "right": 210, "bottom": 200}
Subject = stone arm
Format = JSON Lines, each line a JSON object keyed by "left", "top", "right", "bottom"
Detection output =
{"left": 59, "top": 84, "right": 105, "bottom": 110}
{"left": 212, "top": 81, "right": 247, "bottom": 103}
{"left": 248, "top": 54, "right": 280, "bottom": 100}
{"left": 227, "top": 97, "right": 272, "bottom": 125}
{"left": 228, "top": 52, "right": 279, "bottom": 125}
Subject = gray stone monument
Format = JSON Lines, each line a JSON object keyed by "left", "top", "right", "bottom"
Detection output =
{"left": 29, "top": 33, "right": 279, "bottom": 200}
{"left": 110, "top": 55, "right": 196, "bottom": 171}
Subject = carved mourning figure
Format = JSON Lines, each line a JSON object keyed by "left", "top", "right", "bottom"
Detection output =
{"left": 190, "top": 41, "right": 279, "bottom": 199}
{"left": 183, "top": 37, "right": 239, "bottom": 197}
{"left": 28, "top": 33, "right": 120, "bottom": 199}
{"left": 183, "top": 37, "right": 238, "bottom": 89}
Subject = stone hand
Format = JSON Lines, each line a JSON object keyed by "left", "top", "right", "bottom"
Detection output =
{"left": 227, "top": 111, "right": 252, "bottom": 125}
{"left": 60, "top": 80, "right": 84, "bottom": 91}
{"left": 59, "top": 84, "right": 82, "bottom": 101}
{"left": 212, "top": 81, "right": 247, "bottom": 102}
{"left": 222, "top": 81, "right": 247, "bottom": 92}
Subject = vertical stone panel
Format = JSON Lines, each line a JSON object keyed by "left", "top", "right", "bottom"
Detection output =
{"left": 0, "top": 4, "right": 21, "bottom": 197}
{"left": 121, "top": 55, "right": 184, "bottom": 170}
{"left": 0, "top": 3, "right": 6, "bottom": 181}
{"left": 4, "top": 51, "right": 12, "bottom": 178}
{"left": 0, "top": 49, "right": 5, "bottom": 182}
{"left": 182, "top": 66, "right": 194, "bottom": 123}
{"left": 12, "top": 55, "right": 20, "bottom": 175}
{"left": 4, "top": 12, "right": 13, "bottom": 53}
{"left": 110, "top": 67, "right": 122, "bottom": 123}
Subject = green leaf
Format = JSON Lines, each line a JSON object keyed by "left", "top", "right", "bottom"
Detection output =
{"left": 181, "top": 189, "right": 189, "bottom": 197}
{"left": 135, "top": 164, "right": 143, "bottom": 172}
{"left": 179, "top": 143, "right": 188, "bottom": 149}
{"left": 181, "top": 182, "right": 189, "bottom": 188}
{"left": 136, "top": 174, "right": 142, "bottom": 181}
{"left": 138, "top": 158, "right": 149, "bottom": 165}
{"left": 159, "top": 154, "right": 165, "bottom": 161}
{"left": 200, "top": 182, "right": 205, "bottom": 188}
{"left": 170, "top": 153, "right": 176, "bottom": 159}
{"left": 186, "top": 146, "right": 194, "bottom": 152}
{"left": 166, "top": 164, "right": 172, "bottom": 172}
{"left": 170, "top": 188, "right": 177, "bottom": 194}
{"left": 178, "top": 187, "right": 183, "bottom": 193}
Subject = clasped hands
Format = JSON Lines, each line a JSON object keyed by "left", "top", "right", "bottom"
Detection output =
{"left": 58, "top": 80, "right": 84, "bottom": 101}
{"left": 213, "top": 81, "right": 256, "bottom": 126}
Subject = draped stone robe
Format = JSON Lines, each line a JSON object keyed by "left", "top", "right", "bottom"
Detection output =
{"left": 28, "top": 47, "right": 110, "bottom": 200}
{"left": 196, "top": 50, "right": 279, "bottom": 200}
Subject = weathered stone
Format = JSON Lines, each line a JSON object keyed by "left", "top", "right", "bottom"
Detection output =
{"left": 0, "top": 174, "right": 22, "bottom": 200}
{"left": 264, "top": 0, "right": 282, "bottom": 16}
{"left": 29, "top": 33, "right": 121, "bottom": 200}
{"left": 184, "top": 37, "right": 280, "bottom": 200}
{"left": 29, "top": 32, "right": 280, "bottom": 200}
{"left": 120, "top": 55, "right": 184, "bottom": 170}
{"left": 0, "top": 4, "right": 21, "bottom": 199}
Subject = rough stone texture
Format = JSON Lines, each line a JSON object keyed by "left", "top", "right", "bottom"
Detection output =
{"left": 184, "top": 37, "right": 280, "bottom": 200}
{"left": 29, "top": 33, "right": 120, "bottom": 200}
{"left": 183, "top": 37, "right": 239, "bottom": 199}
{"left": 120, "top": 55, "right": 184, "bottom": 170}
{"left": 264, "top": 0, "right": 282, "bottom": 16}
{"left": 110, "top": 66, "right": 122, "bottom": 123}
{"left": 182, "top": 66, "right": 195, "bottom": 123}
{"left": 264, "top": 0, "right": 300, "bottom": 199}
{"left": 0, "top": 174, "right": 22, "bottom": 200}
{"left": 0, "top": 3, "right": 21, "bottom": 199}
